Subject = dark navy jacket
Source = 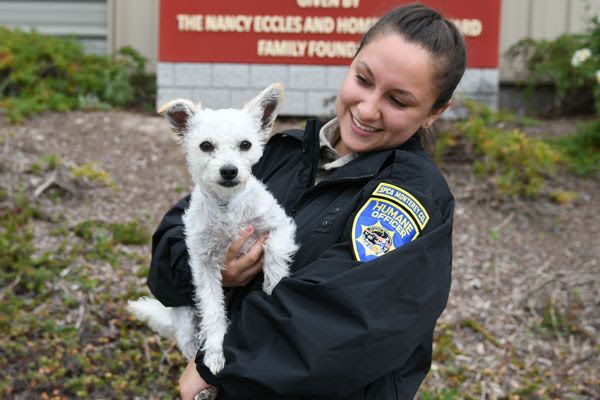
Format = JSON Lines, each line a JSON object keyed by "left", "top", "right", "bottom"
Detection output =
{"left": 147, "top": 118, "right": 454, "bottom": 399}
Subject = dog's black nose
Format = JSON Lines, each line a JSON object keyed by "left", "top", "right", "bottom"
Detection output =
{"left": 220, "top": 165, "right": 238, "bottom": 180}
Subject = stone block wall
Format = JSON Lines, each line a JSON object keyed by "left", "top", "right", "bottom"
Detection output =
{"left": 157, "top": 62, "right": 499, "bottom": 118}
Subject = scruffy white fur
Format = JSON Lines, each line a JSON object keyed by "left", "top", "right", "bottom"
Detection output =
{"left": 128, "top": 83, "right": 298, "bottom": 375}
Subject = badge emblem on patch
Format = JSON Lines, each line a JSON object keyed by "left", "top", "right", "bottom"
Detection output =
{"left": 352, "top": 198, "right": 419, "bottom": 262}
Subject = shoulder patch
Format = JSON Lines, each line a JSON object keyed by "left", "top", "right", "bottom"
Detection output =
{"left": 371, "top": 182, "right": 429, "bottom": 229}
{"left": 352, "top": 198, "right": 419, "bottom": 262}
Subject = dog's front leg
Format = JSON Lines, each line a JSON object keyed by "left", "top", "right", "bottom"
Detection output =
{"left": 193, "top": 261, "right": 228, "bottom": 375}
{"left": 262, "top": 222, "right": 298, "bottom": 295}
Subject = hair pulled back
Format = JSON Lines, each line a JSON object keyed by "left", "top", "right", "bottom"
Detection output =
{"left": 356, "top": 3, "right": 466, "bottom": 111}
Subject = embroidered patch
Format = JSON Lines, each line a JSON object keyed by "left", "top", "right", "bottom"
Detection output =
{"left": 372, "top": 183, "right": 429, "bottom": 229}
{"left": 352, "top": 198, "right": 419, "bottom": 262}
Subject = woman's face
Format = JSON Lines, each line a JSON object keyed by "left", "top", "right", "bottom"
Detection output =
{"left": 335, "top": 33, "right": 447, "bottom": 156}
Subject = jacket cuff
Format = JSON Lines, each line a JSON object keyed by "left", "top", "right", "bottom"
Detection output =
{"left": 194, "top": 353, "right": 220, "bottom": 387}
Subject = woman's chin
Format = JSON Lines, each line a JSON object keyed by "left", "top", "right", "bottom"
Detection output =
{"left": 339, "top": 126, "right": 378, "bottom": 154}
{"left": 338, "top": 133, "right": 374, "bottom": 154}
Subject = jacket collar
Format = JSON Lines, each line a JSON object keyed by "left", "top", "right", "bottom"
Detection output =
{"left": 302, "top": 118, "right": 424, "bottom": 182}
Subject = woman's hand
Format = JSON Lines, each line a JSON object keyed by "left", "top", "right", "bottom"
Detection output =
{"left": 222, "top": 225, "right": 268, "bottom": 287}
{"left": 179, "top": 359, "right": 210, "bottom": 400}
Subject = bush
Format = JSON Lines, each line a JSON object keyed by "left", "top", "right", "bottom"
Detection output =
{"left": 436, "top": 101, "right": 561, "bottom": 197}
{"left": 506, "top": 13, "right": 600, "bottom": 115}
{"left": 550, "top": 119, "right": 600, "bottom": 176}
{"left": 0, "top": 27, "right": 155, "bottom": 122}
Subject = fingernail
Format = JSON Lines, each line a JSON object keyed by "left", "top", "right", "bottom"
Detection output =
{"left": 245, "top": 225, "right": 254, "bottom": 233}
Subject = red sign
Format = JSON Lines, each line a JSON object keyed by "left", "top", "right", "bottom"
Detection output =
{"left": 159, "top": 0, "right": 500, "bottom": 68}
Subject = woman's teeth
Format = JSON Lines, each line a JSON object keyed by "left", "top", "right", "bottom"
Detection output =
{"left": 352, "top": 115, "right": 381, "bottom": 132}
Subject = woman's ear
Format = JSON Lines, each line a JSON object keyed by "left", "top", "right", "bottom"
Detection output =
{"left": 423, "top": 102, "right": 450, "bottom": 129}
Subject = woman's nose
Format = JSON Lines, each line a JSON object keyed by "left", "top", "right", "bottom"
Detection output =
{"left": 356, "top": 93, "right": 380, "bottom": 121}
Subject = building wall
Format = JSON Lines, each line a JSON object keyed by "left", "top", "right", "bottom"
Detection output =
{"left": 110, "top": 0, "right": 600, "bottom": 81}
{"left": 146, "top": 0, "right": 600, "bottom": 115}
{"left": 0, "top": 0, "right": 109, "bottom": 54}
{"left": 2, "top": 0, "right": 598, "bottom": 78}
{"left": 500, "top": 0, "right": 600, "bottom": 82}
{"left": 107, "top": 0, "right": 159, "bottom": 72}
{"left": 1, "top": 0, "right": 598, "bottom": 114}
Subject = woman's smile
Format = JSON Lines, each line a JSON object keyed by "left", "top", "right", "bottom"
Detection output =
{"left": 350, "top": 112, "right": 383, "bottom": 136}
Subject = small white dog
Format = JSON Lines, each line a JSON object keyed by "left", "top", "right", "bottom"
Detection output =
{"left": 128, "top": 83, "right": 298, "bottom": 375}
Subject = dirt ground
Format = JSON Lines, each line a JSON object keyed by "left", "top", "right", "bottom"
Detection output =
{"left": 1, "top": 110, "right": 598, "bottom": 399}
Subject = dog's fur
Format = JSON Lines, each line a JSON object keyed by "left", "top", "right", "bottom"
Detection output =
{"left": 128, "top": 83, "right": 298, "bottom": 375}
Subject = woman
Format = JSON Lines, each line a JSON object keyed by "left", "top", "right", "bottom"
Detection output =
{"left": 148, "top": 3, "right": 466, "bottom": 399}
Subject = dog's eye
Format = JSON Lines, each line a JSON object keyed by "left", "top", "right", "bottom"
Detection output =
{"left": 239, "top": 140, "right": 252, "bottom": 151}
{"left": 199, "top": 141, "right": 215, "bottom": 152}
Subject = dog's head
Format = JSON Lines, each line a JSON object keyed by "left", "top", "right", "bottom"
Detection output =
{"left": 158, "top": 83, "right": 284, "bottom": 200}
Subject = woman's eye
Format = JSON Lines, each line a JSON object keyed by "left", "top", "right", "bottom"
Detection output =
{"left": 355, "top": 74, "right": 370, "bottom": 86}
{"left": 390, "top": 97, "right": 407, "bottom": 108}
{"left": 199, "top": 141, "right": 215, "bottom": 152}
{"left": 239, "top": 140, "right": 252, "bottom": 151}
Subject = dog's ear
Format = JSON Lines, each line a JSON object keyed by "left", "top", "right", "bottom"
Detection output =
{"left": 158, "top": 99, "right": 196, "bottom": 137}
{"left": 244, "top": 83, "right": 285, "bottom": 137}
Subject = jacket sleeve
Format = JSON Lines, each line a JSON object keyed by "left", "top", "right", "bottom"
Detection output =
{"left": 195, "top": 194, "right": 454, "bottom": 398}
{"left": 147, "top": 195, "right": 195, "bottom": 307}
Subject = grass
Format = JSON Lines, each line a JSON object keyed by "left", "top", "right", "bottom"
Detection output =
{"left": 70, "top": 161, "right": 117, "bottom": 189}
{"left": 0, "top": 187, "right": 182, "bottom": 399}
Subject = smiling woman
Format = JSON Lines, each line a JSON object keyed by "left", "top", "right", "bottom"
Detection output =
{"left": 148, "top": 3, "right": 467, "bottom": 400}
{"left": 335, "top": 34, "right": 443, "bottom": 155}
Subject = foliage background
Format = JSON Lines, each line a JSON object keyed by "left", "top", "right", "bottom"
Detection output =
{"left": 0, "top": 22, "right": 598, "bottom": 399}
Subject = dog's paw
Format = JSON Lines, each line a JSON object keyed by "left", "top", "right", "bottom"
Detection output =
{"left": 204, "top": 350, "right": 226, "bottom": 375}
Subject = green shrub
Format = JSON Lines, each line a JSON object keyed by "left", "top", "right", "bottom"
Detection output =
{"left": 506, "top": 14, "right": 600, "bottom": 115}
{"left": 550, "top": 119, "right": 600, "bottom": 176}
{"left": 437, "top": 101, "right": 561, "bottom": 197}
{"left": 0, "top": 27, "right": 155, "bottom": 123}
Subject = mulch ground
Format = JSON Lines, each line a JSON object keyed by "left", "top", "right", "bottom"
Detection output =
{"left": 1, "top": 110, "right": 598, "bottom": 399}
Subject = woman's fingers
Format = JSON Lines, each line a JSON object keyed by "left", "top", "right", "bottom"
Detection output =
{"left": 222, "top": 233, "right": 268, "bottom": 287}
{"left": 238, "top": 234, "right": 267, "bottom": 265}
{"left": 237, "top": 258, "right": 264, "bottom": 286}
{"left": 225, "top": 225, "right": 254, "bottom": 262}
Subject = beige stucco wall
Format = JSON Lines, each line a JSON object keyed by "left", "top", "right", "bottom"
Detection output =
{"left": 108, "top": 0, "right": 159, "bottom": 72}
{"left": 500, "top": 0, "right": 600, "bottom": 81}
{"left": 109, "top": 0, "right": 600, "bottom": 79}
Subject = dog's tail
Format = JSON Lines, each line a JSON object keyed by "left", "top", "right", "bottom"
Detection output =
{"left": 127, "top": 297, "right": 176, "bottom": 337}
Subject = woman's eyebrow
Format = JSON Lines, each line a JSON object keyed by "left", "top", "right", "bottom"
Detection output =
{"left": 358, "top": 61, "right": 418, "bottom": 103}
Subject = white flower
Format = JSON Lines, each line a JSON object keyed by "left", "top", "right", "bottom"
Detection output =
{"left": 571, "top": 48, "right": 592, "bottom": 67}
{"left": 597, "top": 70, "right": 600, "bottom": 85}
